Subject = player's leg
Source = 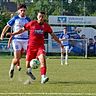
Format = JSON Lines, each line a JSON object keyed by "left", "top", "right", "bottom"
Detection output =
{"left": 9, "top": 40, "right": 22, "bottom": 78}
{"left": 37, "top": 47, "right": 49, "bottom": 84}
{"left": 61, "top": 47, "right": 64, "bottom": 65}
{"left": 38, "top": 54, "right": 49, "bottom": 84}
{"left": 16, "top": 60, "right": 21, "bottom": 71}
{"left": 16, "top": 48, "right": 24, "bottom": 71}
{"left": 16, "top": 40, "right": 28, "bottom": 71}
{"left": 9, "top": 50, "right": 21, "bottom": 78}
{"left": 65, "top": 46, "right": 69, "bottom": 65}
{"left": 26, "top": 48, "right": 36, "bottom": 80}
{"left": 26, "top": 60, "right": 36, "bottom": 80}
{"left": 18, "top": 40, "right": 27, "bottom": 71}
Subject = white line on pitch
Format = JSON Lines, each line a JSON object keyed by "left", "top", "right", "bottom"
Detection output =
{"left": 0, "top": 93, "right": 96, "bottom": 95}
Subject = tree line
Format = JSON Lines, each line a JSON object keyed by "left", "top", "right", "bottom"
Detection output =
{"left": 0, "top": 0, "right": 96, "bottom": 34}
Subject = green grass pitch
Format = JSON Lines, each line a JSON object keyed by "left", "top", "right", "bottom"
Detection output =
{"left": 0, "top": 56, "right": 96, "bottom": 96}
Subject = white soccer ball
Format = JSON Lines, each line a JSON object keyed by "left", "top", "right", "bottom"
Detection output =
{"left": 30, "top": 59, "right": 40, "bottom": 69}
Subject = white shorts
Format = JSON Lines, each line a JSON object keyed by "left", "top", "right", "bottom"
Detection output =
{"left": 61, "top": 46, "right": 69, "bottom": 53}
{"left": 12, "top": 40, "right": 28, "bottom": 51}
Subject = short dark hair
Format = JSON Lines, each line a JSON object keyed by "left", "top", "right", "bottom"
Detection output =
{"left": 38, "top": 11, "right": 45, "bottom": 15}
{"left": 94, "top": 36, "right": 96, "bottom": 38}
{"left": 17, "top": 4, "right": 27, "bottom": 10}
{"left": 89, "top": 38, "right": 93, "bottom": 40}
{"left": 82, "top": 34, "right": 85, "bottom": 36}
{"left": 64, "top": 27, "right": 67, "bottom": 29}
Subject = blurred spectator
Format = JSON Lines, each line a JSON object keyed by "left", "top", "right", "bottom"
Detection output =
{"left": 88, "top": 38, "right": 95, "bottom": 56}
{"left": 81, "top": 34, "right": 86, "bottom": 39}
{"left": 73, "top": 27, "right": 82, "bottom": 34}
{"left": 94, "top": 36, "right": 96, "bottom": 43}
{"left": 80, "top": 34, "right": 87, "bottom": 54}
{"left": 94, "top": 36, "right": 96, "bottom": 55}
{"left": 68, "top": 27, "right": 81, "bottom": 53}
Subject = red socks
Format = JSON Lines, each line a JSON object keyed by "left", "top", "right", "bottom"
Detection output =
{"left": 40, "top": 67, "right": 46, "bottom": 75}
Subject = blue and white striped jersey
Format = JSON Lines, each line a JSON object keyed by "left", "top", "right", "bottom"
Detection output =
{"left": 7, "top": 15, "right": 31, "bottom": 40}
{"left": 59, "top": 33, "right": 69, "bottom": 46}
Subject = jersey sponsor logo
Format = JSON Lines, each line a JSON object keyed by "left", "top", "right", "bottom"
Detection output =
{"left": 35, "top": 29, "right": 43, "bottom": 34}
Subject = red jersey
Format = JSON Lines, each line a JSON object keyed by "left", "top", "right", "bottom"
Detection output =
{"left": 24, "top": 20, "right": 52, "bottom": 47}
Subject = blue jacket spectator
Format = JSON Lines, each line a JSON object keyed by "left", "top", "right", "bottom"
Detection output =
{"left": 88, "top": 38, "right": 95, "bottom": 56}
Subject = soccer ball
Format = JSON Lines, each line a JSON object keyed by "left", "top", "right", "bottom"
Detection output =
{"left": 30, "top": 59, "right": 40, "bottom": 69}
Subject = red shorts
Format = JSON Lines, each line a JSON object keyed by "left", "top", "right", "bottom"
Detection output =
{"left": 26, "top": 45, "right": 46, "bottom": 61}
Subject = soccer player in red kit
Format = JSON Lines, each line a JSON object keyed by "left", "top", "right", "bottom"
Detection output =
{"left": 8, "top": 11, "right": 63, "bottom": 84}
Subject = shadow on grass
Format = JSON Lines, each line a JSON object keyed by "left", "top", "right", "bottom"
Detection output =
{"left": 49, "top": 80, "right": 96, "bottom": 85}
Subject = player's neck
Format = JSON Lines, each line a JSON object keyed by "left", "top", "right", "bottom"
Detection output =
{"left": 19, "top": 15, "right": 26, "bottom": 18}
{"left": 37, "top": 20, "right": 44, "bottom": 25}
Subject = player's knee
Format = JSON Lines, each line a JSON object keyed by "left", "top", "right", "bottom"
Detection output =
{"left": 40, "top": 64, "right": 46, "bottom": 68}
{"left": 13, "top": 58, "right": 20, "bottom": 64}
{"left": 40, "top": 60, "right": 46, "bottom": 67}
{"left": 26, "top": 61, "right": 30, "bottom": 68}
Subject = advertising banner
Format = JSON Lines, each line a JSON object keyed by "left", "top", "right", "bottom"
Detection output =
{"left": 49, "top": 16, "right": 96, "bottom": 25}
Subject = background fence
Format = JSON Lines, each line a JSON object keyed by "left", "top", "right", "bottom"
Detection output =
{"left": 1, "top": 38, "right": 95, "bottom": 58}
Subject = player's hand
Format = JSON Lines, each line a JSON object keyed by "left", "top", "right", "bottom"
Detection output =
{"left": 6, "top": 33, "right": 12, "bottom": 37}
{"left": 7, "top": 44, "right": 10, "bottom": 48}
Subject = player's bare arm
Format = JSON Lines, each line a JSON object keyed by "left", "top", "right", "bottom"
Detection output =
{"left": 50, "top": 32, "right": 63, "bottom": 48}
{"left": 59, "top": 38, "right": 68, "bottom": 41}
{"left": 6, "top": 27, "right": 26, "bottom": 36}
{"left": 0, "top": 25, "right": 10, "bottom": 40}
{"left": 12, "top": 27, "right": 25, "bottom": 35}
{"left": 7, "top": 36, "right": 12, "bottom": 48}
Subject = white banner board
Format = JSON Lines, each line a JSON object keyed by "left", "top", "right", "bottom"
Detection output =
{"left": 49, "top": 16, "right": 96, "bottom": 25}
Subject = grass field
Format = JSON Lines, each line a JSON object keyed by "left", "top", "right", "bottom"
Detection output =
{"left": 0, "top": 56, "right": 96, "bottom": 96}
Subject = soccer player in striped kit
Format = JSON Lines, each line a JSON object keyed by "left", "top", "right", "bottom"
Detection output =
{"left": 0, "top": 4, "right": 31, "bottom": 78}
{"left": 59, "top": 27, "right": 69, "bottom": 65}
